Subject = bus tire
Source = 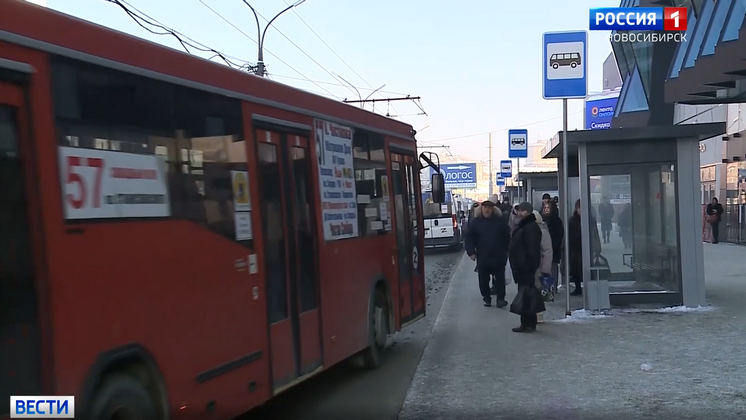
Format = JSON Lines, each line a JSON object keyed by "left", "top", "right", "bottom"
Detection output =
{"left": 90, "top": 373, "right": 158, "bottom": 420}
{"left": 363, "top": 287, "right": 389, "bottom": 369}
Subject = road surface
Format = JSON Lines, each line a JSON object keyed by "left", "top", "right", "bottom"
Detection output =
{"left": 240, "top": 248, "right": 464, "bottom": 420}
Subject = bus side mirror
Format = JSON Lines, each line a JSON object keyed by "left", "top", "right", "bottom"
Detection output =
{"left": 431, "top": 173, "right": 445, "bottom": 203}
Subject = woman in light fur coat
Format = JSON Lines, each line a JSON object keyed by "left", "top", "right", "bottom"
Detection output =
{"left": 532, "top": 210, "right": 553, "bottom": 323}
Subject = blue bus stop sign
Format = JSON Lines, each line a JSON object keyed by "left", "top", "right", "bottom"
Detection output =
{"left": 543, "top": 30, "right": 588, "bottom": 99}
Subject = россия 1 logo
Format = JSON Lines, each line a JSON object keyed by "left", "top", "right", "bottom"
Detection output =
{"left": 589, "top": 7, "right": 687, "bottom": 31}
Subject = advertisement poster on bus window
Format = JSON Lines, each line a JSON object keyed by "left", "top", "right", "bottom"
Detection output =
{"left": 314, "top": 119, "right": 358, "bottom": 240}
{"left": 58, "top": 146, "right": 171, "bottom": 220}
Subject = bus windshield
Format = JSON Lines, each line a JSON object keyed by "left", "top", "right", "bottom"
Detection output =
{"left": 422, "top": 191, "right": 452, "bottom": 218}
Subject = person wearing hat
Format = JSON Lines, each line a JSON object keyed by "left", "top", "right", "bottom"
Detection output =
{"left": 508, "top": 202, "right": 544, "bottom": 332}
{"left": 464, "top": 195, "right": 511, "bottom": 307}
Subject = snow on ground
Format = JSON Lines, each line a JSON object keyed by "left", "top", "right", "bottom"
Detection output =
{"left": 399, "top": 244, "right": 746, "bottom": 419}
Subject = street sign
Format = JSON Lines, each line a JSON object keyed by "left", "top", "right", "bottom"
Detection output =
{"left": 431, "top": 162, "right": 477, "bottom": 189}
{"left": 542, "top": 30, "right": 588, "bottom": 99}
{"left": 500, "top": 160, "right": 512, "bottom": 178}
{"left": 496, "top": 175, "right": 505, "bottom": 186}
{"left": 508, "top": 130, "right": 528, "bottom": 159}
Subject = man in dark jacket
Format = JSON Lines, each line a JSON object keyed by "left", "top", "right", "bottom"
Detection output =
{"left": 508, "top": 202, "right": 544, "bottom": 332}
{"left": 465, "top": 197, "right": 511, "bottom": 308}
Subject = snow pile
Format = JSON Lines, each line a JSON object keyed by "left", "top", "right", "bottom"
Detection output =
{"left": 639, "top": 363, "right": 653, "bottom": 372}
{"left": 653, "top": 305, "right": 715, "bottom": 313}
{"left": 619, "top": 305, "right": 716, "bottom": 314}
{"left": 552, "top": 309, "right": 612, "bottom": 323}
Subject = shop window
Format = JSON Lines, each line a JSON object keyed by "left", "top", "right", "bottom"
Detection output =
{"left": 50, "top": 57, "right": 250, "bottom": 246}
{"left": 352, "top": 129, "right": 390, "bottom": 235}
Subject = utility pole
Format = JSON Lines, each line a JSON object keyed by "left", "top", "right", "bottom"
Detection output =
{"left": 243, "top": 0, "right": 306, "bottom": 77}
{"left": 488, "top": 132, "right": 493, "bottom": 197}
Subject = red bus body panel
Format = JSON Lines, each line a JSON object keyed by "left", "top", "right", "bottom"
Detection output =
{"left": 0, "top": 1, "right": 425, "bottom": 419}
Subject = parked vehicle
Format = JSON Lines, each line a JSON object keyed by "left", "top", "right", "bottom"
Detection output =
{"left": 422, "top": 191, "right": 464, "bottom": 250}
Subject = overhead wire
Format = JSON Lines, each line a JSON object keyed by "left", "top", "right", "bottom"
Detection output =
{"left": 244, "top": 4, "right": 359, "bottom": 100}
{"left": 269, "top": 73, "right": 410, "bottom": 95}
{"left": 107, "top": 0, "right": 249, "bottom": 69}
{"left": 420, "top": 110, "right": 584, "bottom": 144}
{"left": 279, "top": 0, "right": 401, "bottom": 116}
{"left": 194, "top": 0, "right": 341, "bottom": 100}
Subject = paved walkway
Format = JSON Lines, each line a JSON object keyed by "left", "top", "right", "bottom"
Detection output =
{"left": 399, "top": 243, "right": 746, "bottom": 419}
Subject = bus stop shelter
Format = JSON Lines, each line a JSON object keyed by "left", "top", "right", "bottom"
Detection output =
{"left": 543, "top": 122, "right": 725, "bottom": 309}
{"left": 518, "top": 170, "right": 558, "bottom": 209}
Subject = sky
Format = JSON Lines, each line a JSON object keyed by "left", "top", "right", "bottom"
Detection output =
{"left": 43, "top": 0, "right": 621, "bottom": 164}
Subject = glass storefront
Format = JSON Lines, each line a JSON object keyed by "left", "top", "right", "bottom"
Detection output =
{"left": 588, "top": 164, "right": 680, "bottom": 296}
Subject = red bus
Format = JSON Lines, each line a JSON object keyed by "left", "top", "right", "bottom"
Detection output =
{"left": 0, "top": 1, "right": 445, "bottom": 419}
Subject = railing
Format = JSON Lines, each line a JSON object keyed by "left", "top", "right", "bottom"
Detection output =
{"left": 702, "top": 203, "right": 746, "bottom": 244}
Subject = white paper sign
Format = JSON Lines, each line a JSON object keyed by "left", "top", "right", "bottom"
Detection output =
{"left": 314, "top": 119, "right": 358, "bottom": 240}
{"left": 231, "top": 170, "right": 251, "bottom": 212}
{"left": 58, "top": 146, "right": 171, "bottom": 219}
{"left": 235, "top": 212, "right": 253, "bottom": 240}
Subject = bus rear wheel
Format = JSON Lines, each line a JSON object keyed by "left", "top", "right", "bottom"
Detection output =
{"left": 90, "top": 374, "right": 158, "bottom": 420}
{"left": 363, "top": 288, "right": 389, "bottom": 369}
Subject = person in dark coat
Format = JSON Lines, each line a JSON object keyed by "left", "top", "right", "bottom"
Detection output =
{"left": 706, "top": 197, "right": 724, "bottom": 244}
{"left": 465, "top": 196, "right": 511, "bottom": 308}
{"left": 618, "top": 203, "right": 632, "bottom": 248}
{"left": 598, "top": 196, "right": 615, "bottom": 244}
{"left": 508, "top": 202, "right": 544, "bottom": 332}
{"left": 541, "top": 200, "right": 564, "bottom": 284}
{"left": 568, "top": 199, "right": 601, "bottom": 296}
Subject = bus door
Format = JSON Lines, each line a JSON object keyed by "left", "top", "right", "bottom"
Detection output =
{"left": 390, "top": 152, "right": 425, "bottom": 326}
{"left": 0, "top": 78, "right": 43, "bottom": 415}
{"left": 255, "top": 128, "right": 322, "bottom": 394}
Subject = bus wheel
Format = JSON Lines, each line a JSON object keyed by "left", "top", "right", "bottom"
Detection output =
{"left": 363, "top": 288, "right": 389, "bottom": 369}
{"left": 90, "top": 374, "right": 158, "bottom": 420}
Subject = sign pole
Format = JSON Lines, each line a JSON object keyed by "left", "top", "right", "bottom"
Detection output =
{"left": 562, "top": 98, "right": 571, "bottom": 317}
{"left": 517, "top": 158, "right": 521, "bottom": 202}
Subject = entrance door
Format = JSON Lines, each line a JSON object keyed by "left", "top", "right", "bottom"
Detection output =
{"left": 390, "top": 152, "right": 425, "bottom": 326}
{"left": 0, "top": 81, "right": 42, "bottom": 416}
{"left": 256, "top": 128, "right": 322, "bottom": 394}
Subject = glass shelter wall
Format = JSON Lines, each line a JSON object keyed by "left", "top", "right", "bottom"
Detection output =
{"left": 588, "top": 164, "right": 680, "bottom": 297}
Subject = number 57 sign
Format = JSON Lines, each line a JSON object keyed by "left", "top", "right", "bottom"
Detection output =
{"left": 58, "top": 146, "right": 172, "bottom": 220}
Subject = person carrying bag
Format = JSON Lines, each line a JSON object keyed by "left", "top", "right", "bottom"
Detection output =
{"left": 508, "top": 202, "right": 545, "bottom": 333}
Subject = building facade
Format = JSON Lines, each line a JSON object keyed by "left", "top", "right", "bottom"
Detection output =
{"left": 609, "top": 0, "right": 746, "bottom": 243}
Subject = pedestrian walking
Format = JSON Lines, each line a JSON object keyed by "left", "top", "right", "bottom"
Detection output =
{"left": 508, "top": 202, "right": 544, "bottom": 332}
{"left": 542, "top": 200, "right": 563, "bottom": 286}
{"left": 598, "top": 196, "right": 615, "bottom": 244}
{"left": 465, "top": 196, "right": 511, "bottom": 308}
{"left": 508, "top": 203, "right": 520, "bottom": 234}
{"left": 568, "top": 199, "right": 602, "bottom": 296}
{"left": 532, "top": 210, "right": 553, "bottom": 324}
{"left": 706, "top": 197, "right": 724, "bottom": 244}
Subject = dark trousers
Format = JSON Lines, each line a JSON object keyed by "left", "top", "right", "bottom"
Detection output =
{"left": 711, "top": 221, "right": 720, "bottom": 243}
{"left": 478, "top": 264, "right": 506, "bottom": 301}
{"left": 520, "top": 313, "right": 537, "bottom": 328}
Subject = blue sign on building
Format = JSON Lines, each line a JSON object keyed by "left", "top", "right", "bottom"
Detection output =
{"left": 496, "top": 175, "right": 505, "bottom": 186}
{"left": 542, "top": 31, "right": 588, "bottom": 99}
{"left": 585, "top": 95, "right": 619, "bottom": 130}
{"left": 431, "top": 162, "right": 477, "bottom": 189}
{"left": 500, "top": 160, "right": 513, "bottom": 178}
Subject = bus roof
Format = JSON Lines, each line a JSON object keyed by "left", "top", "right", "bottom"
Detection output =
{"left": 0, "top": 0, "right": 416, "bottom": 142}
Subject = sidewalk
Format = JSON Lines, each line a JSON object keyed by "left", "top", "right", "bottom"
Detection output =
{"left": 398, "top": 243, "right": 746, "bottom": 419}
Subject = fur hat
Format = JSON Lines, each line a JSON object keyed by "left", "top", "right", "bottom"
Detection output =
{"left": 532, "top": 209, "right": 543, "bottom": 224}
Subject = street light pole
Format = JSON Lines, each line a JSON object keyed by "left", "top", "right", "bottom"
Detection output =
{"left": 242, "top": 0, "right": 306, "bottom": 77}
